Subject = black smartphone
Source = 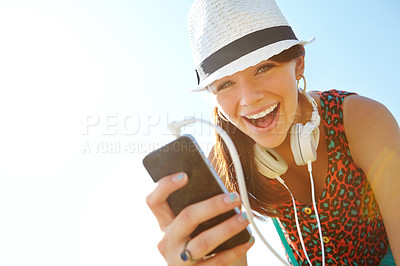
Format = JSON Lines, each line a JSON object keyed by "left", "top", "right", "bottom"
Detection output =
{"left": 143, "top": 135, "right": 252, "bottom": 255}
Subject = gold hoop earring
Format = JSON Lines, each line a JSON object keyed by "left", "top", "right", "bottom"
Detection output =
{"left": 297, "top": 75, "right": 306, "bottom": 93}
{"left": 217, "top": 108, "right": 230, "bottom": 122}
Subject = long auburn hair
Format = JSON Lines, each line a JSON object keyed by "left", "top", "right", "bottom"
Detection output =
{"left": 211, "top": 44, "right": 305, "bottom": 218}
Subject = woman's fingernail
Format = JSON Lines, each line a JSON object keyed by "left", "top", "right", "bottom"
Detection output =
{"left": 173, "top": 173, "right": 185, "bottom": 182}
{"left": 238, "top": 212, "right": 248, "bottom": 222}
{"left": 224, "top": 192, "right": 238, "bottom": 204}
{"left": 248, "top": 236, "right": 255, "bottom": 244}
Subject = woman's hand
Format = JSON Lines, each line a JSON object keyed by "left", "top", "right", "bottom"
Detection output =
{"left": 146, "top": 172, "right": 254, "bottom": 265}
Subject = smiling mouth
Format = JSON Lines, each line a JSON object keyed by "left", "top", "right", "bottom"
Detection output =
{"left": 243, "top": 103, "right": 280, "bottom": 128}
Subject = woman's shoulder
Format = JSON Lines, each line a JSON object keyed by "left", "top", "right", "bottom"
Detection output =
{"left": 342, "top": 93, "right": 399, "bottom": 171}
{"left": 342, "top": 93, "right": 395, "bottom": 139}
{"left": 309, "top": 89, "right": 392, "bottom": 121}
{"left": 309, "top": 89, "right": 390, "bottom": 121}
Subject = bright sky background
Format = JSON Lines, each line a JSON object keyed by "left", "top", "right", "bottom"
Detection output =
{"left": 0, "top": 1, "right": 399, "bottom": 265}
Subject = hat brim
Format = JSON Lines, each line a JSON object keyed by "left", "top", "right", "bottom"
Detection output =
{"left": 191, "top": 37, "right": 315, "bottom": 93}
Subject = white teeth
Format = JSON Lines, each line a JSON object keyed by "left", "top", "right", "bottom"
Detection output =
{"left": 245, "top": 103, "right": 278, "bottom": 119}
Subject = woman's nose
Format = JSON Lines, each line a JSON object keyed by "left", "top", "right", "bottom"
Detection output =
{"left": 239, "top": 81, "right": 264, "bottom": 106}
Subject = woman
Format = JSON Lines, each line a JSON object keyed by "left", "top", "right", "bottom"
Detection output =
{"left": 146, "top": 0, "right": 399, "bottom": 265}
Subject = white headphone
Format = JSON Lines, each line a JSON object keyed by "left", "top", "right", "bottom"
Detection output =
{"left": 254, "top": 77, "right": 321, "bottom": 178}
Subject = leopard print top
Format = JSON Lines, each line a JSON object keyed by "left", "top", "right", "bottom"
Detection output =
{"left": 274, "top": 90, "right": 389, "bottom": 265}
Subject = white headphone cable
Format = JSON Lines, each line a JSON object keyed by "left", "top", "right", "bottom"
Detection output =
{"left": 277, "top": 162, "right": 326, "bottom": 266}
{"left": 276, "top": 177, "right": 313, "bottom": 265}
{"left": 168, "top": 118, "right": 289, "bottom": 265}
{"left": 308, "top": 162, "right": 325, "bottom": 266}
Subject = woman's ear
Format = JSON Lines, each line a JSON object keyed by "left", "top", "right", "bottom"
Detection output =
{"left": 295, "top": 56, "right": 305, "bottom": 79}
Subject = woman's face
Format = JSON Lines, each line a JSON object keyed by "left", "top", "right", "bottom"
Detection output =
{"left": 209, "top": 56, "right": 305, "bottom": 148}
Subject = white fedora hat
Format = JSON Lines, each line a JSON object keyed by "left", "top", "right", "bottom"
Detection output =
{"left": 188, "top": 0, "right": 314, "bottom": 92}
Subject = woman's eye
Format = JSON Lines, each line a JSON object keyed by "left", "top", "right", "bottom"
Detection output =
{"left": 217, "top": 81, "right": 233, "bottom": 91}
{"left": 256, "top": 64, "right": 274, "bottom": 74}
